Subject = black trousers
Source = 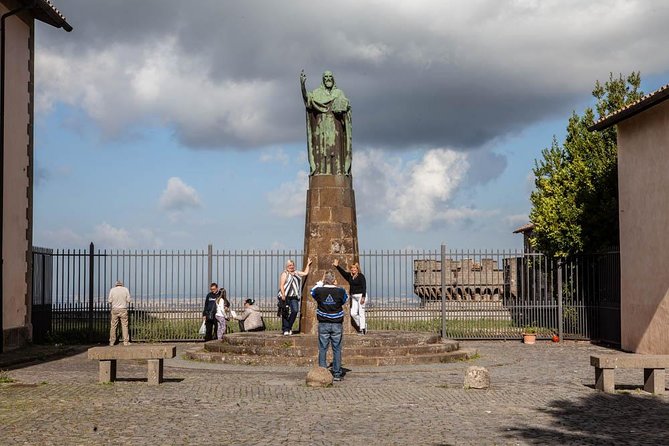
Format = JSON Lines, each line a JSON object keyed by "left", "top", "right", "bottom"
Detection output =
{"left": 204, "top": 318, "right": 218, "bottom": 341}
{"left": 238, "top": 320, "right": 265, "bottom": 332}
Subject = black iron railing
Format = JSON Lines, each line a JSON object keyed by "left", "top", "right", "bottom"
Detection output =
{"left": 31, "top": 244, "right": 620, "bottom": 344}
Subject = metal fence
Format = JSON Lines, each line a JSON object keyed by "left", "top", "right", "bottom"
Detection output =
{"left": 31, "top": 244, "right": 620, "bottom": 344}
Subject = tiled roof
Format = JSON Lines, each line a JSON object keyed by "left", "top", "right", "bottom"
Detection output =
{"left": 18, "top": 0, "right": 72, "bottom": 32}
{"left": 512, "top": 223, "right": 535, "bottom": 234}
{"left": 589, "top": 82, "right": 669, "bottom": 131}
{"left": 40, "top": 0, "right": 68, "bottom": 23}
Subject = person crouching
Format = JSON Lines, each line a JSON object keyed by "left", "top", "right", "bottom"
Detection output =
{"left": 233, "top": 299, "right": 265, "bottom": 332}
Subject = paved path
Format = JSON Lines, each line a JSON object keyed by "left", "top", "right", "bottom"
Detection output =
{"left": 1, "top": 340, "right": 668, "bottom": 445}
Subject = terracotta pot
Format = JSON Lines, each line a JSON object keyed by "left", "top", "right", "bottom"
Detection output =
{"left": 523, "top": 333, "right": 536, "bottom": 344}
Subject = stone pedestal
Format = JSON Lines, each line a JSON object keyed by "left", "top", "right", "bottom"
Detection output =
{"left": 299, "top": 175, "right": 359, "bottom": 335}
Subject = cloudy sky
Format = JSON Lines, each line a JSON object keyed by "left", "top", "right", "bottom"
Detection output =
{"left": 34, "top": 0, "right": 669, "bottom": 251}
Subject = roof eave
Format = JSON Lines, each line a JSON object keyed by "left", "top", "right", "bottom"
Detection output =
{"left": 32, "top": 0, "right": 72, "bottom": 32}
{"left": 589, "top": 85, "right": 669, "bottom": 132}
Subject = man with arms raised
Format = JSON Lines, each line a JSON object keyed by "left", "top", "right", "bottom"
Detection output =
{"left": 310, "top": 271, "right": 349, "bottom": 381}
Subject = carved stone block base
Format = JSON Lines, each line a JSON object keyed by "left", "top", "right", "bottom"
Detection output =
{"left": 300, "top": 175, "right": 359, "bottom": 335}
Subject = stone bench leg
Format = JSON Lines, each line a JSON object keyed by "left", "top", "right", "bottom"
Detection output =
{"left": 595, "top": 367, "right": 614, "bottom": 393}
{"left": 99, "top": 360, "right": 117, "bottom": 383}
{"left": 644, "top": 368, "right": 665, "bottom": 395}
{"left": 147, "top": 359, "right": 164, "bottom": 386}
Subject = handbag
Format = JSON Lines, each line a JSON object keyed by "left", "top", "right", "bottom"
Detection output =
{"left": 276, "top": 291, "right": 289, "bottom": 318}
{"left": 198, "top": 321, "right": 206, "bottom": 336}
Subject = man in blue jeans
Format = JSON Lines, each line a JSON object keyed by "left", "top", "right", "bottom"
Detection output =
{"left": 310, "top": 271, "right": 349, "bottom": 381}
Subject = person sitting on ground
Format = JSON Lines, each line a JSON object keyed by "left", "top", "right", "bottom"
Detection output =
{"left": 232, "top": 298, "right": 265, "bottom": 332}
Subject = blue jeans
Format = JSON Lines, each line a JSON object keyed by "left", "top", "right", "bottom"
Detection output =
{"left": 282, "top": 297, "right": 300, "bottom": 332}
{"left": 318, "top": 322, "right": 343, "bottom": 378}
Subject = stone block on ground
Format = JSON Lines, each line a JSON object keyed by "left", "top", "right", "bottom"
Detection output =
{"left": 306, "top": 366, "right": 333, "bottom": 387}
{"left": 464, "top": 366, "right": 490, "bottom": 389}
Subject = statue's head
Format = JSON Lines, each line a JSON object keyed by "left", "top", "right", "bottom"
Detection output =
{"left": 322, "top": 71, "right": 335, "bottom": 89}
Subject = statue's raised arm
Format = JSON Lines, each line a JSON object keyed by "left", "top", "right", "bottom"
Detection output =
{"left": 300, "top": 70, "right": 308, "bottom": 104}
{"left": 300, "top": 70, "right": 352, "bottom": 176}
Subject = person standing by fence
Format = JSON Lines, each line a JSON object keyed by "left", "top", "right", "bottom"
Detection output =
{"left": 279, "top": 258, "right": 312, "bottom": 335}
{"left": 108, "top": 280, "right": 131, "bottom": 346}
{"left": 202, "top": 282, "right": 225, "bottom": 341}
{"left": 333, "top": 259, "right": 367, "bottom": 335}
{"left": 214, "top": 285, "right": 230, "bottom": 340}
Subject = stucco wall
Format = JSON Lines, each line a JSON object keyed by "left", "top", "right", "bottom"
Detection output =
{"left": 2, "top": 4, "right": 33, "bottom": 349}
{"left": 618, "top": 99, "right": 669, "bottom": 354}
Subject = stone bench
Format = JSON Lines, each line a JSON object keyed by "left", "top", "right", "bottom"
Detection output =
{"left": 590, "top": 353, "right": 669, "bottom": 394}
{"left": 87, "top": 344, "right": 176, "bottom": 385}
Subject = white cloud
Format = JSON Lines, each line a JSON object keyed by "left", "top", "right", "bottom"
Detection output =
{"left": 505, "top": 213, "right": 531, "bottom": 228}
{"left": 37, "top": 227, "right": 86, "bottom": 248}
{"left": 37, "top": 38, "right": 289, "bottom": 147}
{"left": 260, "top": 147, "right": 290, "bottom": 165}
{"left": 354, "top": 148, "right": 494, "bottom": 230}
{"left": 159, "top": 177, "right": 202, "bottom": 212}
{"left": 37, "top": 223, "right": 163, "bottom": 249}
{"left": 92, "top": 222, "right": 134, "bottom": 248}
{"left": 268, "top": 170, "right": 309, "bottom": 218}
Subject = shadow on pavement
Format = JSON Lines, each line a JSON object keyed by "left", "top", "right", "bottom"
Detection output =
{"left": 114, "top": 377, "right": 184, "bottom": 383}
{"left": 0, "top": 345, "right": 90, "bottom": 371}
{"left": 504, "top": 391, "right": 669, "bottom": 444}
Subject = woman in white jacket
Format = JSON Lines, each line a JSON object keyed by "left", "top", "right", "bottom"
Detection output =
{"left": 233, "top": 299, "right": 265, "bottom": 332}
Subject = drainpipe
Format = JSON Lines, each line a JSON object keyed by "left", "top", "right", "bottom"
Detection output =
{"left": 1, "top": 1, "right": 36, "bottom": 354}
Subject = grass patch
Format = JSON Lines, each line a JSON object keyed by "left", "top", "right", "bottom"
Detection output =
{"left": 367, "top": 317, "right": 553, "bottom": 338}
{"left": 0, "top": 370, "right": 15, "bottom": 383}
{"left": 37, "top": 311, "right": 554, "bottom": 343}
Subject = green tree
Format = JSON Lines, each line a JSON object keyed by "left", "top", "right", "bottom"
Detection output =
{"left": 529, "top": 72, "right": 643, "bottom": 256}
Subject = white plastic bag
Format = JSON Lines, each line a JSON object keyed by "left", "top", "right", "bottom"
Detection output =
{"left": 198, "top": 321, "right": 206, "bottom": 336}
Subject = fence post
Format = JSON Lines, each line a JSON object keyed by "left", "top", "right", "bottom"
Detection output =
{"left": 88, "top": 242, "right": 94, "bottom": 342}
{"left": 207, "top": 244, "right": 213, "bottom": 286}
{"left": 441, "top": 244, "right": 447, "bottom": 339}
{"left": 557, "top": 258, "right": 563, "bottom": 342}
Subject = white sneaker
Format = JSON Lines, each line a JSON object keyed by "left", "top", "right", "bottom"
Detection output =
{"left": 283, "top": 331, "right": 290, "bottom": 336}
{"left": 288, "top": 330, "right": 293, "bottom": 335}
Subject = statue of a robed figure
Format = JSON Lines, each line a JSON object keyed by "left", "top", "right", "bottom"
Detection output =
{"left": 298, "top": 69, "right": 359, "bottom": 335}
{"left": 300, "top": 70, "right": 352, "bottom": 176}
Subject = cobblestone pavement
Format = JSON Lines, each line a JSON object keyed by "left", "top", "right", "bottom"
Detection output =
{"left": 1, "top": 340, "right": 668, "bottom": 445}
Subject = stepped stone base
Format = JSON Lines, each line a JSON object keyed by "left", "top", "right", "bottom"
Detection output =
{"left": 184, "top": 331, "right": 477, "bottom": 366}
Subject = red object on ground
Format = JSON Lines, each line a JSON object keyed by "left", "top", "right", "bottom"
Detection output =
{"left": 551, "top": 335, "right": 560, "bottom": 342}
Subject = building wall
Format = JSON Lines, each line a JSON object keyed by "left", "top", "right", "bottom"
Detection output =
{"left": 2, "top": 4, "right": 34, "bottom": 350}
{"left": 618, "top": 99, "right": 669, "bottom": 354}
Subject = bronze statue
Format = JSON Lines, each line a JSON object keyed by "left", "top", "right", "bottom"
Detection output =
{"left": 300, "top": 70, "right": 352, "bottom": 176}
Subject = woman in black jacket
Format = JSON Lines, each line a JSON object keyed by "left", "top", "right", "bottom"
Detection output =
{"left": 333, "top": 259, "right": 367, "bottom": 334}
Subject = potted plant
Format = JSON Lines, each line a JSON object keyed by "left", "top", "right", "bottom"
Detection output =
{"left": 522, "top": 326, "right": 537, "bottom": 344}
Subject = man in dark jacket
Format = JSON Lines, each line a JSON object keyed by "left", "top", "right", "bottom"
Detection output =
{"left": 310, "top": 271, "right": 349, "bottom": 381}
{"left": 202, "top": 282, "right": 224, "bottom": 341}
